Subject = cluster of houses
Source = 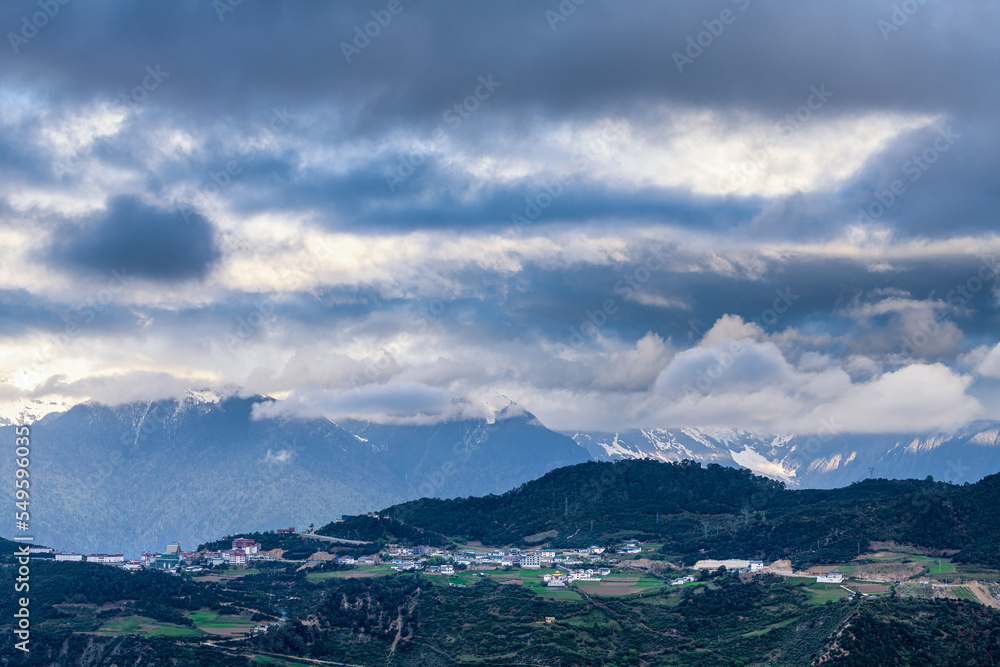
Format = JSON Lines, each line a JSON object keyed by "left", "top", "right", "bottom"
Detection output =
{"left": 619, "top": 541, "right": 642, "bottom": 555}
{"left": 42, "top": 536, "right": 278, "bottom": 573}
{"left": 369, "top": 544, "right": 616, "bottom": 573}
{"left": 542, "top": 568, "right": 612, "bottom": 587}
{"left": 197, "top": 538, "right": 273, "bottom": 567}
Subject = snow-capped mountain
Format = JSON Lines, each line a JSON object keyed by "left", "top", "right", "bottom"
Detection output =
{"left": 0, "top": 393, "right": 588, "bottom": 556}
{"left": 7, "top": 387, "right": 1000, "bottom": 555}
{"left": 569, "top": 423, "right": 1000, "bottom": 488}
{"left": 0, "top": 396, "right": 77, "bottom": 427}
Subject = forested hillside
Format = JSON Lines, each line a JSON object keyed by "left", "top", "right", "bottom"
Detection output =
{"left": 319, "top": 459, "right": 1000, "bottom": 569}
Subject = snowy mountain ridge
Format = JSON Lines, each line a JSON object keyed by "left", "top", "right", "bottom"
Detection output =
{"left": 569, "top": 423, "right": 1000, "bottom": 488}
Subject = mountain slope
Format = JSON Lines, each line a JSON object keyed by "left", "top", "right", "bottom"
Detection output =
{"left": 570, "top": 423, "right": 1000, "bottom": 488}
{"left": 340, "top": 399, "right": 587, "bottom": 498}
{"left": 0, "top": 393, "right": 589, "bottom": 555}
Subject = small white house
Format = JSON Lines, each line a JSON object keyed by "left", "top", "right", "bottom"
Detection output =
{"left": 749, "top": 561, "right": 766, "bottom": 572}
{"left": 816, "top": 572, "right": 844, "bottom": 584}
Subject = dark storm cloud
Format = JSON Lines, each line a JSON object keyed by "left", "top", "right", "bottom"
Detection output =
{"left": 484, "top": 251, "right": 999, "bottom": 356}
{"left": 47, "top": 196, "right": 220, "bottom": 281}
{"left": 221, "top": 153, "right": 760, "bottom": 233}
{"left": 3, "top": 0, "right": 997, "bottom": 128}
{"left": 2, "top": 0, "right": 997, "bottom": 239}
{"left": 4, "top": 0, "right": 1000, "bottom": 430}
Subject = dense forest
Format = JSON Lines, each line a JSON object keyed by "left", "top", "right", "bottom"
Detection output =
{"left": 824, "top": 597, "right": 1000, "bottom": 665}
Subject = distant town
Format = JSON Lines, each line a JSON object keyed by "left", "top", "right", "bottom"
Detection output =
{"left": 28, "top": 526, "right": 923, "bottom": 602}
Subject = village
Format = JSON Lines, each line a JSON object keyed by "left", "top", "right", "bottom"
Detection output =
{"left": 30, "top": 530, "right": 1000, "bottom": 609}
{"left": 35, "top": 532, "right": 637, "bottom": 586}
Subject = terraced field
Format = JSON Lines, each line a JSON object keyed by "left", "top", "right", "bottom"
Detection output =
{"left": 98, "top": 615, "right": 203, "bottom": 637}
{"left": 187, "top": 610, "right": 257, "bottom": 636}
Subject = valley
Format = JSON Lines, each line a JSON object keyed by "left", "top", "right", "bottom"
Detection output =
{"left": 5, "top": 460, "right": 1000, "bottom": 665}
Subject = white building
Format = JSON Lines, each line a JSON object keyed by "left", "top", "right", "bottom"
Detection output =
{"left": 87, "top": 554, "right": 125, "bottom": 565}
{"left": 392, "top": 561, "right": 420, "bottom": 571}
{"left": 519, "top": 554, "right": 541, "bottom": 569}
{"left": 749, "top": 561, "right": 766, "bottom": 572}
{"left": 223, "top": 549, "right": 248, "bottom": 565}
{"left": 54, "top": 552, "right": 84, "bottom": 562}
{"left": 816, "top": 572, "right": 844, "bottom": 584}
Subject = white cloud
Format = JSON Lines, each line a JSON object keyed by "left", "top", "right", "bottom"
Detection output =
{"left": 975, "top": 342, "right": 1000, "bottom": 378}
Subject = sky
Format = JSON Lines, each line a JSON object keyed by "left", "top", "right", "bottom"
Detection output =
{"left": 1, "top": 0, "right": 999, "bottom": 434}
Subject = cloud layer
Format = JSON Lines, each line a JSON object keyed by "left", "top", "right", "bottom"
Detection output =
{"left": 2, "top": 0, "right": 999, "bottom": 434}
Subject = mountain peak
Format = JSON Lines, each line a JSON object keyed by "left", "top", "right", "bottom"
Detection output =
{"left": 0, "top": 396, "right": 77, "bottom": 427}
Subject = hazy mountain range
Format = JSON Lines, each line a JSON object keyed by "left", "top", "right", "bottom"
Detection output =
{"left": 0, "top": 392, "right": 587, "bottom": 556}
{"left": 3, "top": 391, "right": 1000, "bottom": 555}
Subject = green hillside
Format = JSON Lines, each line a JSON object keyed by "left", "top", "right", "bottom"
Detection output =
{"left": 4, "top": 559, "right": 999, "bottom": 666}
{"left": 319, "top": 459, "right": 1000, "bottom": 569}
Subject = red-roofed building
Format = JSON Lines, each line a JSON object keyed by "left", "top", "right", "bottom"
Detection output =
{"left": 232, "top": 539, "right": 259, "bottom": 554}
{"left": 223, "top": 549, "right": 248, "bottom": 565}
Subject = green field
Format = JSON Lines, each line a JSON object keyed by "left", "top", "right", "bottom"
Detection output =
{"left": 215, "top": 567, "right": 261, "bottom": 576}
{"left": 803, "top": 583, "right": 849, "bottom": 605}
{"left": 952, "top": 586, "right": 978, "bottom": 602}
{"left": 192, "top": 567, "right": 261, "bottom": 580}
{"left": 536, "top": 587, "right": 583, "bottom": 601}
{"left": 955, "top": 565, "right": 1000, "bottom": 582}
{"left": 927, "top": 561, "right": 957, "bottom": 574}
{"left": 99, "top": 615, "right": 203, "bottom": 637}
{"left": 187, "top": 610, "right": 256, "bottom": 632}
{"left": 44, "top": 605, "right": 101, "bottom": 632}
{"left": 305, "top": 564, "right": 392, "bottom": 582}
{"left": 252, "top": 656, "right": 310, "bottom": 666}
{"left": 523, "top": 530, "right": 558, "bottom": 543}
{"left": 741, "top": 616, "right": 799, "bottom": 637}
